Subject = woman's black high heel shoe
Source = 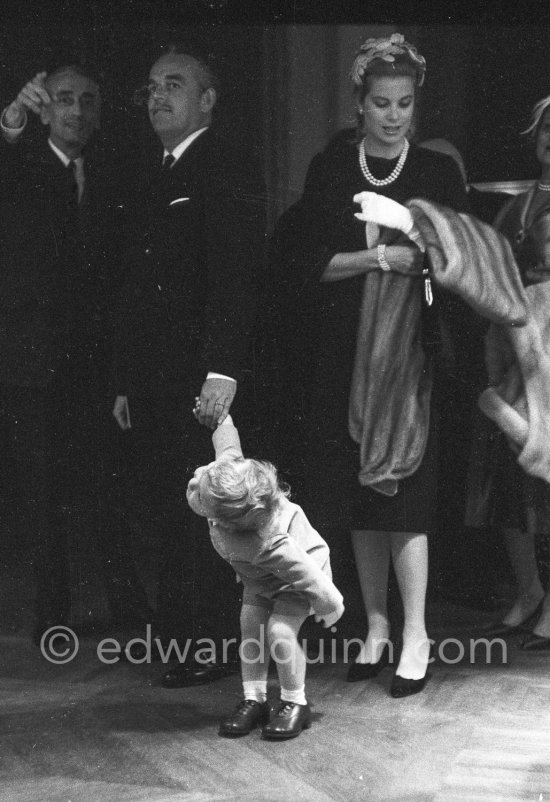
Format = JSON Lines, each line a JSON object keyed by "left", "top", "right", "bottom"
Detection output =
{"left": 346, "top": 643, "right": 391, "bottom": 682}
{"left": 390, "top": 671, "right": 431, "bottom": 698}
{"left": 390, "top": 643, "right": 434, "bottom": 698}
{"left": 483, "top": 599, "right": 544, "bottom": 639}
{"left": 519, "top": 633, "right": 550, "bottom": 651}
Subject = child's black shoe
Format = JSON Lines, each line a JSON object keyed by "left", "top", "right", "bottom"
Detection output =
{"left": 218, "top": 699, "right": 270, "bottom": 737}
{"left": 261, "top": 702, "right": 312, "bottom": 740}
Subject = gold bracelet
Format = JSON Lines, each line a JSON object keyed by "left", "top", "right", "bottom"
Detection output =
{"left": 377, "top": 243, "right": 391, "bottom": 271}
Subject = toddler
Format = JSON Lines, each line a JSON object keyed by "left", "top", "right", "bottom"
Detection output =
{"left": 186, "top": 413, "right": 344, "bottom": 740}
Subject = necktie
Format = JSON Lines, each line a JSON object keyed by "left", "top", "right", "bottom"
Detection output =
{"left": 162, "top": 153, "right": 175, "bottom": 171}
{"left": 68, "top": 159, "right": 85, "bottom": 203}
{"left": 68, "top": 160, "right": 78, "bottom": 205}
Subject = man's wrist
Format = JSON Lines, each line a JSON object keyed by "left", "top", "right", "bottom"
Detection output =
{"left": 377, "top": 243, "right": 392, "bottom": 272}
{"left": 1, "top": 106, "right": 27, "bottom": 137}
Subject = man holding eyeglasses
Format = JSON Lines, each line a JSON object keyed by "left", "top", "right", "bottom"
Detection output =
{"left": 3, "top": 67, "right": 100, "bottom": 157}
{"left": 0, "top": 64, "right": 152, "bottom": 645}
{"left": 112, "top": 42, "right": 265, "bottom": 686}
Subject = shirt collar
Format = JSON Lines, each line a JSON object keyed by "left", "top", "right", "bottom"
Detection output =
{"left": 163, "top": 126, "right": 209, "bottom": 166}
{"left": 48, "top": 138, "right": 84, "bottom": 168}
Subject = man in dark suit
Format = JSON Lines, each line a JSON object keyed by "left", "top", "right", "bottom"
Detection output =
{"left": 0, "top": 64, "right": 151, "bottom": 644}
{"left": 112, "top": 42, "right": 265, "bottom": 686}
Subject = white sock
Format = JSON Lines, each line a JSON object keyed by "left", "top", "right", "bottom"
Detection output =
{"left": 242, "top": 680, "right": 267, "bottom": 703}
{"left": 280, "top": 686, "right": 307, "bottom": 705}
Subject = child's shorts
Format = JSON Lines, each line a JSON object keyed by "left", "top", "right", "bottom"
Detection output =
{"left": 242, "top": 581, "right": 312, "bottom": 617}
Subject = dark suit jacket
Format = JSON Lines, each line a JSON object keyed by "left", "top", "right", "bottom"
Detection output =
{"left": 0, "top": 139, "right": 124, "bottom": 387}
{"left": 113, "top": 127, "right": 266, "bottom": 397}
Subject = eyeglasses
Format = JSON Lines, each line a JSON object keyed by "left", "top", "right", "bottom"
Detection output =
{"left": 133, "top": 81, "right": 184, "bottom": 106}
{"left": 51, "top": 93, "right": 98, "bottom": 109}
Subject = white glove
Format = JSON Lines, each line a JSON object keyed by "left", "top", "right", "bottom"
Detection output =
{"left": 354, "top": 191, "right": 414, "bottom": 235}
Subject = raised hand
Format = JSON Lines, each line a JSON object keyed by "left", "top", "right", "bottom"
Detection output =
{"left": 4, "top": 72, "right": 50, "bottom": 129}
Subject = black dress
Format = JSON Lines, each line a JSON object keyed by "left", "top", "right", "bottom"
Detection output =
{"left": 271, "top": 130, "right": 470, "bottom": 535}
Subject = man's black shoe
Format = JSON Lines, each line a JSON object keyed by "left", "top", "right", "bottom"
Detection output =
{"left": 120, "top": 637, "right": 167, "bottom": 662}
{"left": 161, "top": 659, "right": 239, "bottom": 688}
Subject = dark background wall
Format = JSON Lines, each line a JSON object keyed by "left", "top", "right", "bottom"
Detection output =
{"left": 413, "top": 24, "right": 548, "bottom": 183}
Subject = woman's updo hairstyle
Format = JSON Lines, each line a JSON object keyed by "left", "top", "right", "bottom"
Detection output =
{"left": 350, "top": 33, "right": 426, "bottom": 104}
{"left": 521, "top": 94, "right": 550, "bottom": 140}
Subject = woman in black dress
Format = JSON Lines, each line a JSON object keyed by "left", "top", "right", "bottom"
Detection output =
{"left": 273, "top": 34, "right": 469, "bottom": 696}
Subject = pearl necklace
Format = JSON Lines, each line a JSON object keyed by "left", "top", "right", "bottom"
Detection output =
{"left": 359, "top": 138, "right": 409, "bottom": 187}
{"left": 538, "top": 182, "right": 550, "bottom": 192}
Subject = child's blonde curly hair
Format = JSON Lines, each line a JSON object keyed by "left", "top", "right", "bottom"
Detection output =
{"left": 202, "top": 456, "right": 290, "bottom": 530}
